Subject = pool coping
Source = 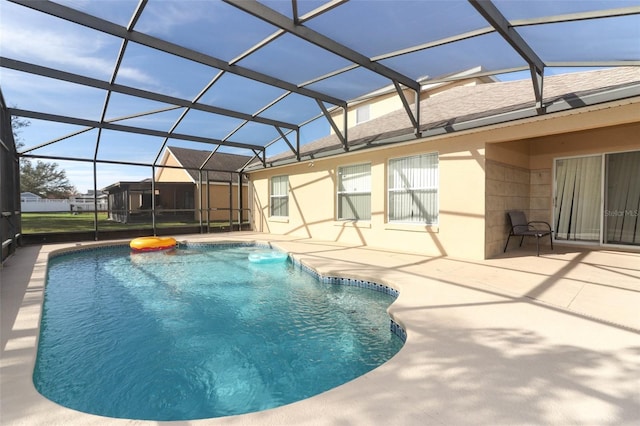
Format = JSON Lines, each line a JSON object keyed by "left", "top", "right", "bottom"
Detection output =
{"left": 2, "top": 233, "right": 639, "bottom": 425}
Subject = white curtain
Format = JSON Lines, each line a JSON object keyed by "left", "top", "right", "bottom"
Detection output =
{"left": 388, "top": 153, "right": 438, "bottom": 224}
{"left": 554, "top": 156, "right": 601, "bottom": 241}
{"left": 605, "top": 151, "right": 640, "bottom": 245}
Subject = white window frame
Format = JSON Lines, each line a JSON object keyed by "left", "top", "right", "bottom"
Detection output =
{"left": 337, "top": 163, "right": 371, "bottom": 221}
{"left": 270, "top": 175, "right": 289, "bottom": 217}
{"left": 355, "top": 104, "right": 370, "bottom": 124}
{"left": 387, "top": 152, "right": 439, "bottom": 225}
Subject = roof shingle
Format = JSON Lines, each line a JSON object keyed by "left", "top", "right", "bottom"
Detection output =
{"left": 167, "top": 146, "right": 252, "bottom": 181}
{"left": 264, "top": 67, "right": 640, "bottom": 165}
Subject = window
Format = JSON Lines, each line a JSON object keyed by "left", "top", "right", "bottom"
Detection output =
{"left": 388, "top": 153, "right": 438, "bottom": 224}
{"left": 337, "top": 163, "right": 371, "bottom": 220}
{"left": 356, "top": 104, "right": 370, "bottom": 124}
{"left": 554, "top": 156, "right": 601, "bottom": 241}
{"left": 554, "top": 150, "right": 639, "bottom": 246}
{"left": 605, "top": 151, "right": 640, "bottom": 245}
{"left": 270, "top": 175, "right": 289, "bottom": 217}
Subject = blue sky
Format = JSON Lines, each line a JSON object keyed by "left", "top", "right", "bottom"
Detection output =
{"left": 2, "top": 0, "right": 638, "bottom": 193}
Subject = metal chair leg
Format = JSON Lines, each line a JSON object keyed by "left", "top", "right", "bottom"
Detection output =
{"left": 504, "top": 235, "right": 511, "bottom": 252}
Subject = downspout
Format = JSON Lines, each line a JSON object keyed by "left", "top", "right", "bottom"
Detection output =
{"left": 151, "top": 165, "right": 156, "bottom": 236}
{"left": 228, "top": 176, "right": 233, "bottom": 231}
{"left": 237, "top": 172, "right": 243, "bottom": 230}
{"left": 198, "top": 170, "right": 203, "bottom": 232}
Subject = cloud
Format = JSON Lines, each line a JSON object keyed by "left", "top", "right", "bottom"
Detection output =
{"left": 116, "top": 66, "right": 160, "bottom": 86}
{"left": 136, "top": 2, "right": 215, "bottom": 36}
{"left": 2, "top": 25, "right": 111, "bottom": 78}
{"left": 1, "top": 6, "right": 158, "bottom": 87}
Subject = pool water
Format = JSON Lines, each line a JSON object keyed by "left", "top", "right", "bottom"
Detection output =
{"left": 34, "top": 244, "right": 403, "bottom": 420}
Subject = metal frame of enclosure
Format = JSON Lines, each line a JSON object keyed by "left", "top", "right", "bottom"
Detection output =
{"left": 1, "top": 92, "right": 21, "bottom": 266}
{"left": 1, "top": 0, "right": 639, "bottom": 263}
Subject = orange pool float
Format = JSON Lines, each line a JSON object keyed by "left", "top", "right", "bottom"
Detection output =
{"left": 130, "top": 236, "right": 177, "bottom": 252}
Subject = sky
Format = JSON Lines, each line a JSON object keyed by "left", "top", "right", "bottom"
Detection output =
{"left": 1, "top": 0, "right": 638, "bottom": 194}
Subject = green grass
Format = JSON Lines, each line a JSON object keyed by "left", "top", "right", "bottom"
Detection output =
{"left": 20, "top": 212, "right": 202, "bottom": 233}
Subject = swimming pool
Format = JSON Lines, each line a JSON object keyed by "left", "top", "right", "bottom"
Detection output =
{"left": 34, "top": 243, "right": 404, "bottom": 421}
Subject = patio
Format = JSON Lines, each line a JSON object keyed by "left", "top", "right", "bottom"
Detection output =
{"left": 1, "top": 233, "right": 638, "bottom": 425}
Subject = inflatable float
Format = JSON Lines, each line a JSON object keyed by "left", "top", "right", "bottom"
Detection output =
{"left": 248, "top": 251, "right": 288, "bottom": 264}
{"left": 130, "top": 236, "right": 177, "bottom": 252}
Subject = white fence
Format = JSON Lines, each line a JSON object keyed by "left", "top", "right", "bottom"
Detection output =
{"left": 21, "top": 199, "right": 108, "bottom": 213}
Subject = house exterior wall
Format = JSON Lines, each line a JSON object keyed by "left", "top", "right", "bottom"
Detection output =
{"left": 484, "top": 107, "right": 640, "bottom": 258}
{"left": 330, "top": 77, "right": 488, "bottom": 133}
{"left": 195, "top": 182, "right": 250, "bottom": 222}
{"left": 250, "top": 135, "right": 487, "bottom": 259}
{"left": 156, "top": 153, "right": 248, "bottom": 222}
{"left": 156, "top": 155, "right": 194, "bottom": 182}
{"left": 251, "top": 98, "right": 639, "bottom": 260}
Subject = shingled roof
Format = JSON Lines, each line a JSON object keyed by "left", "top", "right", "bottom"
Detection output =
{"left": 259, "top": 67, "right": 640, "bottom": 168}
{"left": 167, "top": 146, "right": 252, "bottom": 182}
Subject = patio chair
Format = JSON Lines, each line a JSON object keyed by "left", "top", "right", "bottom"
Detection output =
{"left": 503, "top": 210, "right": 553, "bottom": 256}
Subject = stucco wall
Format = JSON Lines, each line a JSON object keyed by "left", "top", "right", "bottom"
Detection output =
{"left": 250, "top": 135, "right": 487, "bottom": 259}
{"left": 250, "top": 98, "right": 639, "bottom": 260}
{"left": 485, "top": 160, "right": 530, "bottom": 257}
{"left": 485, "top": 120, "right": 640, "bottom": 257}
{"left": 330, "top": 78, "right": 488, "bottom": 133}
{"left": 197, "top": 183, "right": 249, "bottom": 222}
{"left": 156, "top": 154, "right": 194, "bottom": 182}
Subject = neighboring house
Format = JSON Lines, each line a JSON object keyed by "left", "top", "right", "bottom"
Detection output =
{"left": 101, "top": 147, "right": 252, "bottom": 224}
{"left": 102, "top": 180, "right": 195, "bottom": 223}
{"left": 246, "top": 67, "right": 640, "bottom": 260}
{"left": 156, "top": 146, "right": 252, "bottom": 223}
{"left": 104, "top": 148, "right": 251, "bottom": 224}
{"left": 20, "top": 192, "right": 41, "bottom": 202}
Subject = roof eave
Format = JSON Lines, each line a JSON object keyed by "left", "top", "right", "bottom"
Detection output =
{"left": 245, "top": 83, "right": 640, "bottom": 172}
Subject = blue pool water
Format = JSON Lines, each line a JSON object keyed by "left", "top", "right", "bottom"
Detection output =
{"left": 34, "top": 244, "right": 403, "bottom": 420}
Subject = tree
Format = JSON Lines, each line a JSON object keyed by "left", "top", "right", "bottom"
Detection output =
{"left": 11, "top": 115, "right": 29, "bottom": 148}
{"left": 19, "top": 161, "right": 76, "bottom": 198}
{"left": 11, "top": 114, "right": 77, "bottom": 198}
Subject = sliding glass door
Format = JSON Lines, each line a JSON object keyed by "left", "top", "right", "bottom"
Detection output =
{"left": 554, "top": 155, "right": 602, "bottom": 242}
{"left": 605, "top": 151, "right": 640, "bottom": 245}
{"left": 554, "top": 151, "right": 639, "bottom": 246}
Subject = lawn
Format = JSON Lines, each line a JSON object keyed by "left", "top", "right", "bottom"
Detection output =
{"left": 20, "top": 212, "right": 201, "bottom": 233}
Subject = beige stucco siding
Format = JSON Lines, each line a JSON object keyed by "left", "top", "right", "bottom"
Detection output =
{"left": 330, "top": 78, "right": 488, "bottom": 134}
{"left": 484, "top": 117, "right": 640, "bottom": 258}
{"left": 251, "top": 98, "right": 639, "bottom": 260}
{"left": 196, "top": 183, "right": 249, "bottom": 222}
{"left": 250, "top": 136, "right": 487, "bottom": 259}
{"left": 156, "top": 155, "right": 193, "bottom": 182}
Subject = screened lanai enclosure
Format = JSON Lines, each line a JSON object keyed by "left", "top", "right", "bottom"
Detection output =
{"left": 1, "top": 0, "right": 639, "bottom": 264}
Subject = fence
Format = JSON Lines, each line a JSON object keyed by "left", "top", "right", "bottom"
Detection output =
{"left": 20, "top": 199, "right": 108, "bottom": 212}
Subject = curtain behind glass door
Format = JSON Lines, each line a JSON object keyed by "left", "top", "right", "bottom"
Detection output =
{"left": 554, "top": 156, "right": 601, "bottom": 241}
{"left": 605, "top": 151, "right": 640, "bottom": 245}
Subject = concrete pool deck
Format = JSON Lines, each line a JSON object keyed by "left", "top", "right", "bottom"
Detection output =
{"left": 1, "top": 232, "right": 639, "bottom": 425}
